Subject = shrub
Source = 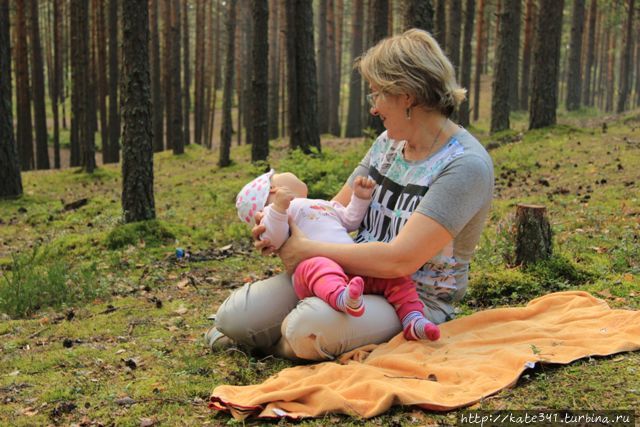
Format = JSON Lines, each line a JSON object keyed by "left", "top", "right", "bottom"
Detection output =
{"left": 105, "top": 220, "right": 175, "bottom": 249}
{"left": 0, "top": 246, "right": 104, "bottom": 318}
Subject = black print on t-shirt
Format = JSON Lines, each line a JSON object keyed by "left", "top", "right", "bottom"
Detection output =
{"left": 355, "top": 166, "right": 428, "bottom": 243}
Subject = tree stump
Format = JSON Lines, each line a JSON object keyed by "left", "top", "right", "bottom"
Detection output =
{"left": 515, "top": 204, "right": 552, "bottom": 266}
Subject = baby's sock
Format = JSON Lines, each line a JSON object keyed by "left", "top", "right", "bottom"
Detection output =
{"left": 402, "top": 311, "right": 440, "bottom": 341}
{"left": 336, "top": 276, "right": 365, "bottom": 317}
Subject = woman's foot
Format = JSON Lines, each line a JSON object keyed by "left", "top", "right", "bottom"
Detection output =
{"left": 337, "top": 277, "right": 365, "bottom": 317}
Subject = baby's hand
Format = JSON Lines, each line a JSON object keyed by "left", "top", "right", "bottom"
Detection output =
{"left": 353, "top": 176, "right": 376, "bottom": 199}
{"left": 273, "top": 187, "right": 295, "bottom": 213}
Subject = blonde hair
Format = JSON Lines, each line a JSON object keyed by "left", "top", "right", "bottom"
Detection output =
{"left": 357, "top": 29, "right": 466, "bottom": 117}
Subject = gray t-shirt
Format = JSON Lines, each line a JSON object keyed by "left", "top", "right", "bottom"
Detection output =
{"left": 348, "top": 128, "right": 494, "bottom": 304}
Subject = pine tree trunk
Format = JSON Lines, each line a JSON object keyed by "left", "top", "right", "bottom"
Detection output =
{"left": 529, "top": 0, "right": 564, "bottom": 130}
{"left": 285, "top": 0, "right": 321, "bottom": 153}
{"left": 519, "top": 0, "right": 535, "bottom": 111}
{"left": 95, "top": 0, "right": 110, "bottom": 163}
{"left": 368, "top": 0, "right": 387, "bottom": 135}
{"left": 15, "top": 0, "right": 33, "bottom": 171}
{"left": 582, "top": 0, "right": 597, "bottom": 106}
{"left": 345, "top": 0, "right": 364, "bottom": 137}
{"left": 317, "top": 0, "right": 328, "bottom": 134}
{"left": 182, "top": 0, "right": 190, "bottom": 146}
{"left": 334, "top": 0, "right": 344, "bottom": 135}
{"left": 605, "top": 8, "right": 616, "bottom": 113}
{"left": 268, "top": 0, "right": 280, "bottom": 140}
{"left": 0, "top": 0, "right": 23, "bottom": 198}
{"left": 251, "top": 0, "right": 269, "bottom": 162}
{"left": 108, "top": 0, "right": 120, "bottom": 162}
{"left": 29, "top": 0, "right": 50, "bottom": 170}
{"left": 403, "top": 0, "right": 434, "bottom": 32}
{"left": 194, "top": 0, "right": 204, "bottom": 145}
{"left": 458, "top": 0, "right": 475, "bottom": 127}
{"left": 616, "top": 0, "right": 635, "bottom": 113}
{"left": 490, "top": 0, "right": 520, "bottom": 133}
{"left": 150, "top": 0, "right": 164, "bottom": 152}
{"left": 472, "top": 0, "right": 485, "bottom": 122}
{"left": 171, "top": 0, "right": 184, "bottom": 154}
{"left": 446, "top": 0, "right": 461, "bottom": 80}
{"left": 434, "top": 0, "right": 446, "bottom": 49}
{"left": 121, "top": 0, "right": 155, "bottom": 222}
{"left": 163, "top": 0, "right": 172, "bottom": 150}
{"left": 515, "top": 204, "right": 552, "bottom": 266}
{"left": 52, "top": 0, "right": 62, "bottom": 168}
{"left": 205, "top": 0, "right": 216, "bottom": 148}
{"left": 327, "top": 0, "right": 340, "bottom": 136}
{"left": 566, "top": 0, "right": 585, "bottom": 111}
{"left": 214, "top": 0, "right": 222, "bottom": 91}
{"left": 219, "top": 0, "right": 236, "bottom": 167}
{"left": 507, "top": 0, "right": 521, "bottom": 111}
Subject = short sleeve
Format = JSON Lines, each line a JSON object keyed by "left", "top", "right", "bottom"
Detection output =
{"left": 416, "top": 154, "right": 493, "bottom": 237}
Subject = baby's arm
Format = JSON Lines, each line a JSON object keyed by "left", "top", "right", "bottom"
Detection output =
{"left": 333, "top": 176, "right": 375, "bottom": 232}
{"left": 260, "top": 187, "right": 295, "bottom": 250}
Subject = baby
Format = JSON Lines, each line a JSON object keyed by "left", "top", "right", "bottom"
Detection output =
{"left": 236, "top": 170, "right": 440, "bottom": 341}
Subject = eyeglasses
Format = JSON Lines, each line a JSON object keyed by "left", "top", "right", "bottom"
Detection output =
{"left": 366, "top": 91, "right": 380, "bottom": 107}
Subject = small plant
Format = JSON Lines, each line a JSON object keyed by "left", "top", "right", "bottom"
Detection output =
{"left": 0, "top": 246, "right": 104, "bottom": 318}
{"left": 105, "top": 219, "right": 175, "bottom": 249}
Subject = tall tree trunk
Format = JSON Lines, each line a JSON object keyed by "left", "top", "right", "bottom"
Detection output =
{"left": 121, "top": 0, "right": 155, "bottom": 222}
{"left": 368, "top": 0, "right": 388, "bottom": 135}
{"left": 52, "top": 0, "right": 62, "bottom": 168}
{"left": 251, "top": 0, "right": 269, "bottom": 162}
{"left": 403, "top": 0, "right": 434, "bottom": 32}
{"left": 317, "top": 0, "right": 328, "bottom": 134}
{"left": 171, "top": 0, "right": 184, "bottom": 154}
{"left": 205, "top": 0, "right": 217, "bottom": 148}
{"left": 446, "top": 0, "right": 462, "bottom": 80}
{"left": 162, "top": 0, "right": 172, "bottom": 150}
{"left": 472, "top": 0, "right": 485, "bottom": 122}
{"left": 29, "top": 0, "right": 50, "bottom": 170}
{"left": 219, "top": 0, "right": 236, "bottom": 167}
{"left": 529, "top": 0, "right": 564, "bottom": 130}
{"left": 241, "top": 3, "right": 253, "bottom": 146}
{"left": 345, "top": 0, "right": 364, "bottom": 137}
{"left": 582, "top": 0, "right": 597, "bottom": 106}
{"left": 458, "top": 0, "right": 475, "bottom": 127}
{"left": 434, "top": 0, "right": 446, "bottom": 48}
{"left": 566, "top": 0, "right": 585, "bottom": 111}
{"left": 616, "top": 0, "right": 635, "bottom": 113}
{"left": 194, "top": 0, "right": 204, "bottom": 145}
{"left": 519, "top": 0, "right": 535, "bottom": 111}
{"left": 327, "top": 0, "right": 340, "bottom": 136}
{"left": 182, "top": 0, "right": 191, "bottom": 146}
{"left": 604, "top": 13, "right": 616, "bottom": 113}
{"left": 285, "top": 0, "right": 321, "bottom": 153}
{"left": 150, "top": 0, "right": 163, "bottom": 152}
{"left": 0, "top": 0, "right": 23, "bottom": 198}
{"left": 268, "top": 0, "right": 280, "bottom": 139}
{"left": 507, "top": 0, "right": 521, "bottom": 110}
{"left": 490, "top": 0, "right": 520, "bottom": 133}
{"left": 635, "top": 21, "right": 640, "bottom": 107}
{"left": 95, "top": 0, "right": 110, "bottom": 163}
{"left": 214, "top": 0, "right": 222, "bottom": 91}
{"left": 108, "top": 0, "right": 120, "bottom": 162}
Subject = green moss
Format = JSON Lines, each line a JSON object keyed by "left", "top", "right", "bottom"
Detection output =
{"left": 105, "top": 220, "right": 175, "bottom": 249}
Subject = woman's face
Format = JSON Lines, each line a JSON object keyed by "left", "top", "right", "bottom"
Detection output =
{"left": 368, "top": 86, "right": 410, "bottom": 141}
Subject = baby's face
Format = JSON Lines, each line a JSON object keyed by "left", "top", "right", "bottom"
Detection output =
{"left": 270, "top": 173, "right": 308, "bottom": 198}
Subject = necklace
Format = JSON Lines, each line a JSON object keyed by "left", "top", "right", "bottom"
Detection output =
{"left": 425, "top": 118, "right": 448, "bottom": 157}
{"left": 403, "top": 118, "right": 449, "bottom": 161}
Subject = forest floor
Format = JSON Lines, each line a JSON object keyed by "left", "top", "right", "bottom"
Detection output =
{"left": 1, "top": 108, "right": 640, "bottom": 426}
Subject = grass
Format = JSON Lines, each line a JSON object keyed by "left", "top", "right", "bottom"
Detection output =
{"left": 0, "top": 107, "right": 639, "bottom": 425}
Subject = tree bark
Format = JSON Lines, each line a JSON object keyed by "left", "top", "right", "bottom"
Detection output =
{"left": 171, "top": 0, "right": 184, "bottom": 154}
{"left": 219, "top": 0, "right": 236, "bottom": 167}
{"left": 108, "top": 0, "right": 120, "bottom": 162}
{"left": 515, "top": 204, "right": 552, "bottom": 267}
{"left": 519, "top": 0, "right": 535, "bottom": 111}
{"left": 317, "top": 0, "right": 328, "bottom": 134}
{"left": 52, "top": 0, "right": 62, "bottom": 168}
{"left": 327, "top": 0, "right": 340, "bottom": 136}
{"left": 616, "top": 0, "right": 635, "bottom": 113}
{"left": 472, "top": 0, "right": 485, "bottom": 122}
{"left": 403, "top": 0, "right": 434, "bottom": 32}
{"left": 434, "top": 0, "right": 446, "bottom": 49}
{"left": 566, "top": 0, "right": 585, "bottom": 111}
{"left": 345, "top": 0, "right": 364, "bottom": 137}
{"left": 268, "top": 0, "right": 280, "bottom": 139}
{"left": 251, "top": 0, "right": 269, "bottom": 162}
{"left": 121, "top": 0, "right": 155, "bottom": 222}
{"left": 150, "top": 0, "right": 164, "bottom": 152}
{"left": 285, "top": 0, "right": 321, "bottom": 153}
{"left": 490, "top": 0, "right": 520, "bottom": 133}
{"left": 446, "top": 0, "right": 462, "bottom": 79}
{"left": 194, "top": 0, "right": 204, "bottom": 145}
{"left": 368, "top": 0, "right": 387, "bottom": 135}
{"left": 0, "top": 0, "right": 23, "bottom": 198}
{"left": 29, "top": 0, "right": 50, "bottom": 170}
{"left": 582, "top": 0, "right": 597, "bottom": 106}
{"left": 458, "top": 0, "right": 475, "bottom": 127}
{"left": 182, "top": 0, "right": 191, "bottom": 146}
{"left": 15, "top": 0, "right": 34, "bottom": 171}
{"left": 95, "top": 0, "right": 110, "bottom": 163}
{"left": 529, "top": 0, "right": 564, "bottom": 130}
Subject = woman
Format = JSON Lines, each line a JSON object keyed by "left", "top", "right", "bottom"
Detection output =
{"left": 207, "top": 29, "right": 494, "bottom": 361}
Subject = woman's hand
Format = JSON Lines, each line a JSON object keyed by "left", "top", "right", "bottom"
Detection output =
{"left": 279, "top": 222, "right": 310, "bottom": 274}
{"left": 251, "top": 211, "right": 277, "bottom": 255}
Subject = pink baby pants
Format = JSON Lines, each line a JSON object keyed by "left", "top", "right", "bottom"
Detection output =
{"left": 292, "top": 256, "right": 424, "bottom": 321}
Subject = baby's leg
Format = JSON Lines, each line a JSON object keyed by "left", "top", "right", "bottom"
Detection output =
{"left": 293, "top": 257, "right": 364, "bottom": 317}
{"left": 367, "top": 276, "right": 440, "bottom": 341}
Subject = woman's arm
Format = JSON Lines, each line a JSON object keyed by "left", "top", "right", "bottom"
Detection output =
{"left": 280, "top": 211, "right": 453, "bottom": 278}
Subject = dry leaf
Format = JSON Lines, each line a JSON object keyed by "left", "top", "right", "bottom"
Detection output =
{"left": 623, "top": 273, "right": 634, "bottom": 282}
{"left": 173, "top": 306, "right": 188, "bottom": 316}
{"left": 176, "top": 278, "right": 190, "bottom": 290}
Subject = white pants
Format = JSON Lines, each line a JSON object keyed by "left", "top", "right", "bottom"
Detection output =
{"left": 215, "top": 273, "right": 454, "bottom": 361}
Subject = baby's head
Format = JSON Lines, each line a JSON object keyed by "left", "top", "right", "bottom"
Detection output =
{"left": 236, "top": 170, "right": 308, "bottom": 225}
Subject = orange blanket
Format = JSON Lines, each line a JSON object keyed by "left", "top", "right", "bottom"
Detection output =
{"left": 210, "top": 291, "right": 640, "bottom": 420}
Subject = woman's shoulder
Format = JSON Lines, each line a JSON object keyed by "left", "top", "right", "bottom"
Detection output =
{"left": 449, "top": 128, "right": 493, "bottom": 169}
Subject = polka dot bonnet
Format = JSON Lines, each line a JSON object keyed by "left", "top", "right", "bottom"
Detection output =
{"left": 236, "top": 169, "right": 275, "bottom": 226}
